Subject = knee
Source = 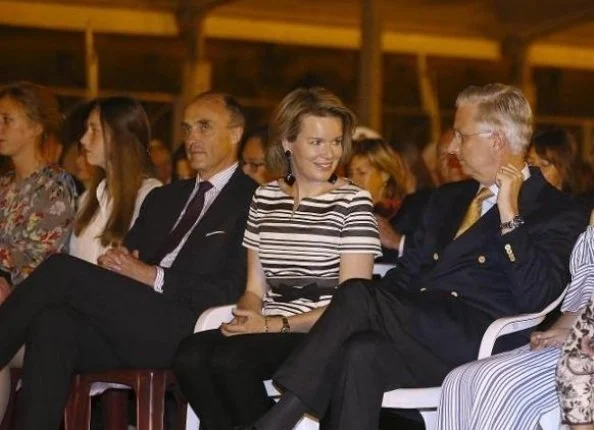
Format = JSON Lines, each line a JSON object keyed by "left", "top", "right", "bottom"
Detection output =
{"left": 342, "top": 333, "right": 382, "bottom": 370}
{"left": 332, "top": 279, "right": 373, "bottom": 310}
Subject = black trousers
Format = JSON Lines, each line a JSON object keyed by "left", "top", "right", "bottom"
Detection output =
{"left": 274, "top": 279, "right": 452, "bottom": 430}
{"left": 173, "top": 329, "right": 305, "bottom": 430}
{"left": 0, "top": 254, "right": 196, "bottom": 430}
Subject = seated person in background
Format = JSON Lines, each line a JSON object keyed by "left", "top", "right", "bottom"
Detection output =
{"left": 239, "top": 125, "right": 275, "bottom": 184}
{"left": 0, "top": 91, "right": 257, "bottom": 430}
{"left": 0, "top": 82, "right": 77, "bottom": 422}
{"left": 0, "top": 82, "right": 76, "bottom": 287}
{"left": 242, "top": 83, "right": 587, "bottom": 430}
{"left": 71, "top": 96, "right": 161, "bottom": 264}
{"left": 149, "top": 138, "right": 173, "bottom": 185}
{"left": 435, "top": 127, "right": 466, "bottom": 185}
{"left": 528, "top": 127, "right": 594, "bottom": 210}
{"left": 173, "top": 87, "right": 381, "bottom": 430}
{"left": 347, "top": 138, "right": 408, "bottom": 261}
{"left": 172, "top": 144, "right": 196, "bottom": 181}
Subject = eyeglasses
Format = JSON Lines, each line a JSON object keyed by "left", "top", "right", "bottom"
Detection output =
{"left": 452, "top": 129, "right": 494, "bottom": 144}
{"left": 241, "top": 160, "right": 266, "bottom": 170}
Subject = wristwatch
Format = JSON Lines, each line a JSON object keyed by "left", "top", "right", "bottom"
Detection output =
{"left": 500, "top": 215, "right": 525, "bottom": 231}
{"left": 280, "top": 317, "right": 291, "bottom": 333}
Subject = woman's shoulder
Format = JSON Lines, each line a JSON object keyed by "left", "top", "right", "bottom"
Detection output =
{"left": 329, "top": 180, "right": 374, "bottom": 204}
{"left": 139, "top": 177, "right": 163, "bottom": 193}
{"left": 38, "top": 165, "right": 77, "bottom": 199}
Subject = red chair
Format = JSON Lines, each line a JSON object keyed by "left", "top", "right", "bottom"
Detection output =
{"left": 66, "top": 369, "right": 186, "bottom": 430}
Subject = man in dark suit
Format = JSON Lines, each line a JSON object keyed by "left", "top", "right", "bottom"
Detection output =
{"left": 245, "top": 84, "right": 587, "bottom": 430}
{"left": 0, "top": 91, "right": 257, "bottom": 429}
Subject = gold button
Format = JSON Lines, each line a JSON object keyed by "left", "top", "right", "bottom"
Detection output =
{"left": 504, "top": 244, "right": 512, "bottom": 251}
{"left": 420, "top": 287, "right": 427, "bottom": 292}
{"left": 433, "top": 252, "right": 439, "bottom": 261}
{"left": 478, "top": 255, "right": 486, "bottom": 264}
{"left": 451, "top": 291, "right": 459, "bottom": 297}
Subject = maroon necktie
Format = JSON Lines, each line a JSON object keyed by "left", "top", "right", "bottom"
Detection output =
{"left": 150, "top": 181, "right": 213, "bottom": 264}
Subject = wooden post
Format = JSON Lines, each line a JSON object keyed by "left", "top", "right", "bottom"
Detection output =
{"left": 417, "top": 54, "right": 441, "bottom": 144}
{"left": 502, "top": 35, "right": 537, "bottom": 110}
{"left": 85, "top": 22, "right": 98, "bottom": 99}
{"left": 358, "top": 0, "right": 383, "bottom": 132}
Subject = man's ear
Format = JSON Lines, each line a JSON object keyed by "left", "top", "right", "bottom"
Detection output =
{"left": 492, "top": 132, "right": 507, "bottom": 152}
{"left": 230, "top": 126, "right": 244, "bottom": 146}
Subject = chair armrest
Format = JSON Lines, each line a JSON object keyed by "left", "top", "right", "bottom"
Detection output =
{"left": 382, "top": 387, "right": 441, "bottom": 409}
{"left": 373, "top": 263, "right": 396, "bottom": 278}
{"left": 477, "top": 287, "right": 567, "bottom": 359}
{"left": 194, "top": 305, "right": 235, "bottom": 333}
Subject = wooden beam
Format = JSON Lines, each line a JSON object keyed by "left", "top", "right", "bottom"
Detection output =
{"left": 5, "top": 2, "right": 594, "bottom": 71}
{"left": 0, "top": 1, "right": 179, "bottom": 36}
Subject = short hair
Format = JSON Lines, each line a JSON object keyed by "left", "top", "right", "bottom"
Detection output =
{"left": 268, "top": 87, "right": 356, "bottom": 173}
{"left": 349, "top": 138, "right": 408, "bottom": 200}
{"left": 456, "top": 83, "right": 533, "bottom": 154}
{"left": 0, "top": 82, "right": 62, "bottom": 148}
{"left": 190, "top": 91, "right": 246, "bottom": 130}
{"left": 238, "top": 125, "right": 268, "bottom": 160}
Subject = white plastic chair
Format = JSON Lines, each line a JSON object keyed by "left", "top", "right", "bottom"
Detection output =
{"left": 379, "top": 287, "right": 567, "bottom": 430}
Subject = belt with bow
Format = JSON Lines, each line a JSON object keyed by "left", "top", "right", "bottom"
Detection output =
{"left": 267, "top": 278, "right": 338, "bottom": 303}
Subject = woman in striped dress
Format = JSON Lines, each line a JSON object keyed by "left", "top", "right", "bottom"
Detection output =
{"left": 435, "top": 209, "right": 594, "bottom": 430}
{"left": 172, "top": 87, "right": 382, "bottom": 430}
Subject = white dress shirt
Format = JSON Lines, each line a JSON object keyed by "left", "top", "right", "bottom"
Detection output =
{"left": 69, "top": 177, "right": 162, "bottom": 264}
{"left": 153, "top": 163, "right": 238, "bottom": 292}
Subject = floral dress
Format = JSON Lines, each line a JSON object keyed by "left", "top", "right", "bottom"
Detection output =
{"left": 557, "top": 229, "right": 594, "bottom": 425}
{"left": 0, "top": 165, "right": 77, "bottom": 285}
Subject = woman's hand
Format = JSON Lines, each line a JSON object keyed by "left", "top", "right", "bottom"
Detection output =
{"left": 220, "top": 308, "right": 266, "bottom": 337}
{"left": 530, "top": 328, "right": 570, "bottom": 350}
{"left": 376, "top": 216, "right": 401, "bottom": 250}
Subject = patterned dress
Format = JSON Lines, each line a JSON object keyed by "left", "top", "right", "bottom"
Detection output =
{"left": 0, "top": 165, "right": 76, "bottom": 284}
{"left": 435, "top": 224, "right": 594, "bottom": 430}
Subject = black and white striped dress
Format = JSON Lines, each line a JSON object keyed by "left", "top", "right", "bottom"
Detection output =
{"left": 435, "top": 225, "right": 594, "bottom": 430}
{"left": 243, "top": 180, "right": 382, "bottom": 317}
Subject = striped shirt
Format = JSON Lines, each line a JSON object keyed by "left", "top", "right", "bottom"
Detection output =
{"left": 243, "top": 180, "right": 381, "bottom": 316}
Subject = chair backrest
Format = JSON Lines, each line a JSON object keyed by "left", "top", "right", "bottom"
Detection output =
{"left": 193, "top": 305, "right": 234, "bottom": 332}
{"left": 373, "top": 263, "right": 396, "bottom": 278}
{"left": 477, "top": 286, "right": 568, "bottom": 359}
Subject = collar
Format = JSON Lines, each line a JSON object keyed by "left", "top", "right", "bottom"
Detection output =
{"left": 194, "top": 162, "right": 238, "bottom": 192}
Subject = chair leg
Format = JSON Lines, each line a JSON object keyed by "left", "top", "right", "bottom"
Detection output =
{"left": 64, "top": 376, "right": 92, "bottom": 430}
{"left": 135, "top": 372, "right": 167, "bottom": 430}
{"left": 103, "top": 390, "right": 128, "bottom": 430}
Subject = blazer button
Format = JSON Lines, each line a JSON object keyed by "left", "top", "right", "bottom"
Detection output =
{"left": 433, "top": 252, "right": 439, "bottom": 261}
{"left": 478, "top": 255, "right": 486, "bottom": 264}
{"left": 450, "top": 291, "right": 459, "bottom": 298}
{"left": 504, "top": 243, "right": 516, "bottom": 262}
{"left": 420, "top": 287, "right": 427, "bottom": 292}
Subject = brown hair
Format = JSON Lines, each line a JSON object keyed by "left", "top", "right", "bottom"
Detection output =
{"left": 0, "top": 82, "right": 62, "bottom": 150}
{"left": 349, "top": 138, "right": 408, "bottom": 200}
{"left": 267, "top": 87, "right": 356, "bottom": 174}
{"left": 531, "top": 127, "right": 593, "bottom": 194}
{"left": 74, "top": 96, "right": 153, "bottom": 246}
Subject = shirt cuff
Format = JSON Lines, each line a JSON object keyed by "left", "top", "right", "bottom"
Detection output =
{"left": 153, "top": 266, "right": 165, "bottom": 293}
{"left": 398, "top": 235, "right": 406, "bottom": 258}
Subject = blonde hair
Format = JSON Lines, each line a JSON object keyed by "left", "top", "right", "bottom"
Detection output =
{"left": 456, "top": 83, "right": 533, "bottom": 154}
{"left": 267, "top": 87, "right": 356, "bottom": 173}
{"left": 350, "top": 138, "right": 408, "bottom": 200}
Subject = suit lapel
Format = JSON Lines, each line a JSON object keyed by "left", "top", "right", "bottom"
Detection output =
{"left": 435, "top": 180, "right": 480, "bottom": 249}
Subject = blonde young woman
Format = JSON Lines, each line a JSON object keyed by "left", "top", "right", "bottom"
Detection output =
{"left": 0, "top": 82, "right": 77, "bottom": 422}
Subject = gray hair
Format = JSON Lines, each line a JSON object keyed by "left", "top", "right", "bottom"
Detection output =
{"left": 456, "top": 83, "right": 533, "bottom": 154}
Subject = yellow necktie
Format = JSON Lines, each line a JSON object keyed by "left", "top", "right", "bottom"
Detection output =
{"left": 454, "top": 187, "right": 494, "bottom": 238}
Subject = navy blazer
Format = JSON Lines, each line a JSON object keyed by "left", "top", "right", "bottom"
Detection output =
{"left": 379, "top": 168, "right": 588, "bottom": 366}
{"left": 124, "top": 168, "right": 258, "bottom": 316}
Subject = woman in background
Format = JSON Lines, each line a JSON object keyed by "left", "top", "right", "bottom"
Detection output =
{"left": 0, "top": 82, "right": 77, "bottom": 422}
{"left": 239, "top": 125, "right": 275, "bottom": 185}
